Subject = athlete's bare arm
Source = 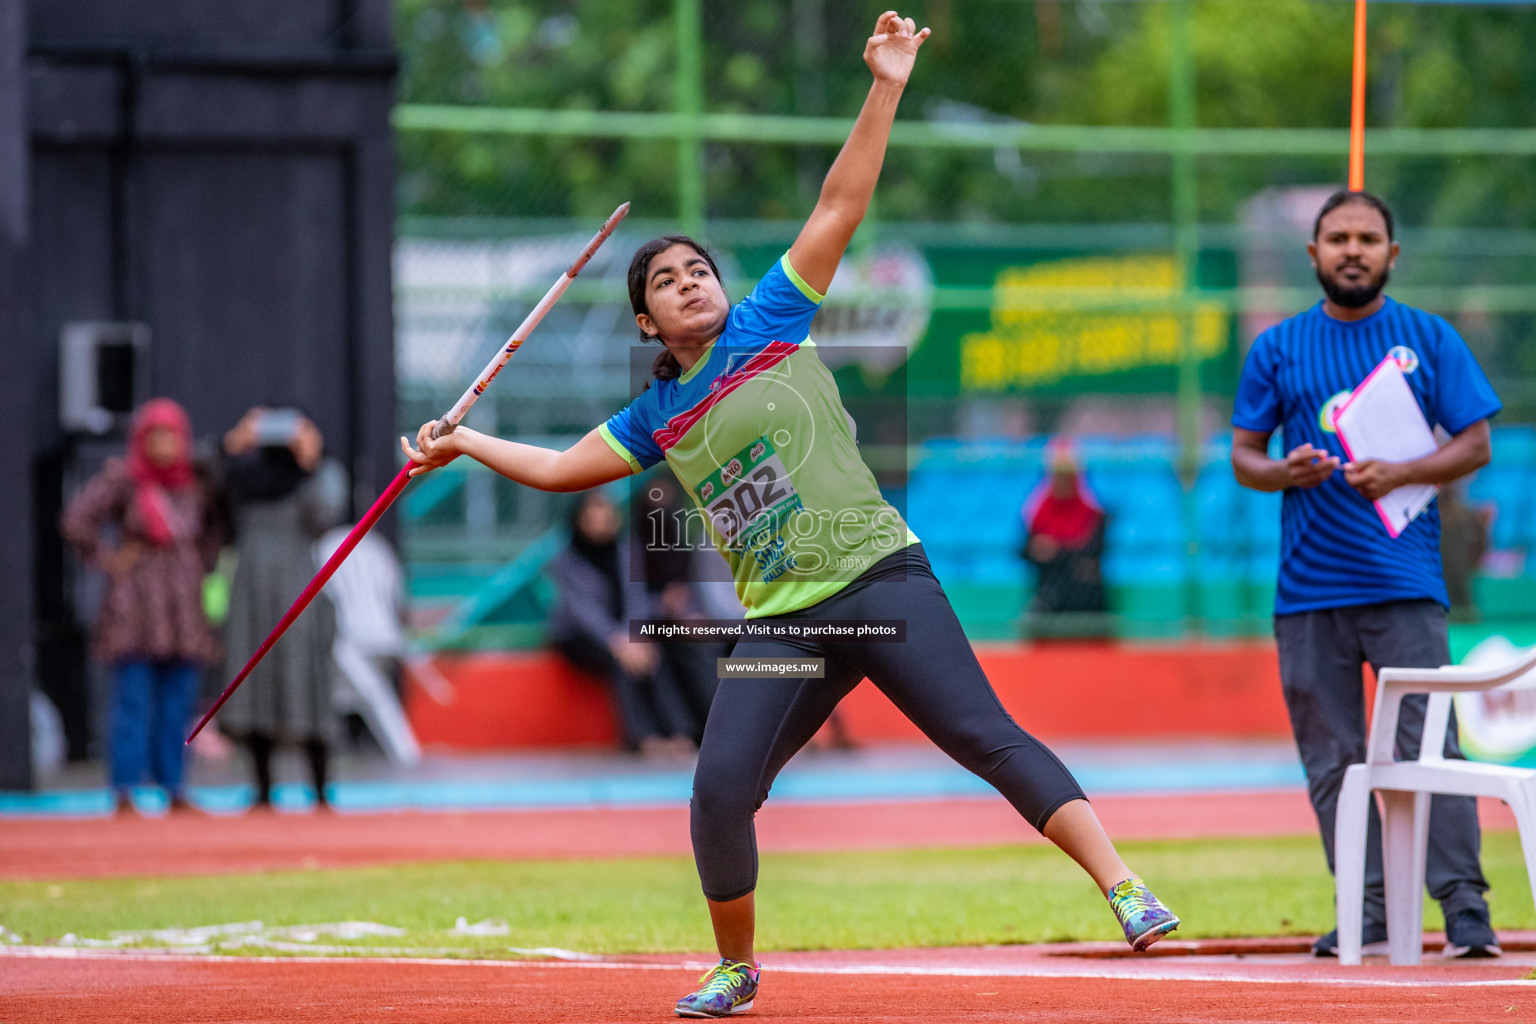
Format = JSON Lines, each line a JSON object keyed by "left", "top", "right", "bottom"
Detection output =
{"left": 401, "top": 422, "right": 632, "bottom": 493}
{"left": 786, "top": 12, "right": 929, "bottom": 296}
{"left": 1231, "top": 428, "right": 1340, "bottom": 492}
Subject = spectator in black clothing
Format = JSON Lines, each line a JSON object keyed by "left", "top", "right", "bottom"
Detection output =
{"left": 547, "top": 490, "right": 697, "bottom": 758}
{"left": 635, "top": 478, "right": 862, "bottom": 750}
{"left": 219, "top": 406, "right": 345, "bottom": 810}
{"left": 633, "top": 475, "right": 724, "bottom": 743}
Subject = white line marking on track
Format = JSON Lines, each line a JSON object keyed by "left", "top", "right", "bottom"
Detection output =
{"left": 3, "top": 946, "right": 1532, "bottom": 988}
{"left": 6, "top": 939, "right": 1529, "bottom": 988}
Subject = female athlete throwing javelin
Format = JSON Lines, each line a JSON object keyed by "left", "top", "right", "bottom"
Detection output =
{"left": 406, "top": 12, "right": 1178, "bottom": 1017}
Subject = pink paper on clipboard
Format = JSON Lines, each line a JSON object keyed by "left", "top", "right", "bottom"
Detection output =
{"left": 1331, "top": 354, "right": 1440, "bottom": 538}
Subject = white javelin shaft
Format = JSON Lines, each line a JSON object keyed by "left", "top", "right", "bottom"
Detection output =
{"left": 434, "top": 201, "right": 630, "bottom": 437}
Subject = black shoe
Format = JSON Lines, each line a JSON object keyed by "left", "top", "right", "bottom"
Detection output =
{"left": 1313, "top": 922, "right": 1387, "bottom": 957}
{"left": 1443, "top": 908, "right": 1501, "bottom": 958}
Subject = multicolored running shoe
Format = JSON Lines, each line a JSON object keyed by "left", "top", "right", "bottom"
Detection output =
{"left": 1108, "top": 877, "right": 1180, "bottom": 952}
{"left": 675, "top": 959, "right": 759, "bottom": 1018}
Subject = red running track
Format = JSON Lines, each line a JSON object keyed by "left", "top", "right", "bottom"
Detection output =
{"left": 0, "top": 793, "right": 1527, "bottom": 1023}
{"left": 2, "top": 946, "right": 1534, "bottom": 1024}
{"left": 0, "top": 791, "right": 1517, "bottom": 880}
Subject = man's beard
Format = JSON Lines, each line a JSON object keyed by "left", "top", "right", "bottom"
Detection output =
{"left": 1317, "top": 263, "right": 1389, "bottom": 308}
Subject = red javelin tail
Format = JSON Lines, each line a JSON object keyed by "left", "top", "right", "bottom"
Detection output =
{"left": 186, "top": 464, "right": 414, "bottom": 743}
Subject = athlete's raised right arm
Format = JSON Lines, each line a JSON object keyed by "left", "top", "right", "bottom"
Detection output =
{"left": 786, "top": 12, "right": 928, "bottom": 297}
{"left": 402, "top": 423, "right": 632, "bottom": 493}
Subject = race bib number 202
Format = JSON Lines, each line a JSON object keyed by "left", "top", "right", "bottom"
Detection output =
{"left": 694, "top": 436, "right": 804, "bottom": 554}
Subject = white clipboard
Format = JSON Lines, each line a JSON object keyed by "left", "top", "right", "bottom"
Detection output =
{"left": 1331, "top": 355, "right": 1439, "bottom": 538}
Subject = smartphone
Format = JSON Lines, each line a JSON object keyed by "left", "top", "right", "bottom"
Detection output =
{"left": 253, "top": 408, "right": 303, "bottom": 447}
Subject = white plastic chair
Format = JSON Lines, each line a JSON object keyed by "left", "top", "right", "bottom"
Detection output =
{"left": 1336, "top": 642, "right": 1536, "bottom": 965}
{"left": 316, "top": 528, "right": 421, "bottom": 768}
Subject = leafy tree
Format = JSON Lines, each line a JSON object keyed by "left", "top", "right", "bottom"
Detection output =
{"left": 395, "top": 1, "right": 1536, "bottom": 228}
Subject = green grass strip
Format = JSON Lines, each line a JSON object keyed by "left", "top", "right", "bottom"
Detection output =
{"left": 1, "top": 834, "right": 1531, "bottom": 957}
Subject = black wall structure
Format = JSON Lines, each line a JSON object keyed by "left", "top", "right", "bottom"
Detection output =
{"left": 0, "top": 1, "right": 397, "bottom": 789}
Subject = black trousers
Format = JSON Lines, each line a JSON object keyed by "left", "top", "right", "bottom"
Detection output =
{"left": 1274, "top": 599, "right": 1491, "bottom": 928}
{"left": 691, "top": 545, "right": 1086, "bottom": 901}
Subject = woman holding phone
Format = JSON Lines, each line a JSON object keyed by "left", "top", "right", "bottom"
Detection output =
{"left": 220, "top": 406, "right": 347, "bottom": 810}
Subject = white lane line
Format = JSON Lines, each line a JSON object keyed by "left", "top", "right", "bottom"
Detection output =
{"left": 2, "top": 946, "right": 1531, "bottom": 988}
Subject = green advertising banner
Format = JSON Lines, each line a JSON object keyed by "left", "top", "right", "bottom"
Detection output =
{"left": 732, "top": 241, "right": 1240, "bottom": 399}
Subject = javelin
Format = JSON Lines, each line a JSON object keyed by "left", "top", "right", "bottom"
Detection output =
{"left": 187, "top": 201, "right": 630, "bottom": 743}
{"left": 1349, "top": 0, "right": 1367, "bottom": 190}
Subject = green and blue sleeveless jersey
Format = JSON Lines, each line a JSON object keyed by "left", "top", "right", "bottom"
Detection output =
{"left": 600, "top": 253, "right": 918, "bottom": 618}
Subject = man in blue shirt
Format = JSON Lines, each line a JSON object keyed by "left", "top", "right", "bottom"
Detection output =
{"left": 1232, "top": 190, "right": 1502, "bottom": 958}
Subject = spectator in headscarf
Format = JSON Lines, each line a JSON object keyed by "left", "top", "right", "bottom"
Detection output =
{"left": 1022, "top": 443, "right": 1107, "bottom": 617}
{"left": 61, "top": 398, "right": 226, "bottom": 813}
{"left": 548, "top": 490, "right": 697, "bottom": 758}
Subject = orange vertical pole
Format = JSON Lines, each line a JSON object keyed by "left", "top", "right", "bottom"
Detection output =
{"left": 1349, "top": 0, "right": 1367, "bottom": 190}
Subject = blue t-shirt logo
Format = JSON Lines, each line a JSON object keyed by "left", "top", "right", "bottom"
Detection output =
{"left": 1389, "top": 345, "right": 1420, "bottom": 374}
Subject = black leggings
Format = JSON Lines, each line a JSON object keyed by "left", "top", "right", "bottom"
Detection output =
{"left": 690, "top": 544, "right": 1086, "bottom": 902}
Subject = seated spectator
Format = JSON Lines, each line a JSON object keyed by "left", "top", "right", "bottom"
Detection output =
{"left": 548, "top": 490, "right": 696, "bottom": 758}
{"left": 635, "top": 475, "right": 856, "bottom": 749}
{"left": 1021, "top": 443, "right": 1107, "bottom": 622}
{"left": 635, "top": 474, "right": 746, "bottom": 744}
{"left": 61, "top": 398, "right": 226, "bottom": 813}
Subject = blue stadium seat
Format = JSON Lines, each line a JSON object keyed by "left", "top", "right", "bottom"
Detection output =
{"left": 1194, "top": 551, "right": 1244, "bottom": 584}
{"left": 1107, "top": 507, "right": 1184, "bottom": 549}
{"left": 1492, "top": 425, "right": 1536, "bottom": 469}
{"left": 1239, "top": 489, "right": 1283, "bottom": 546}
{"left": 1193, "top": 469, "right": 1243, "bottom": 549}
{"left": 910, "top": 436, "right": 1285, "bottom": 598}
{"left": 971, "top": 553, "right": 1024, "bottom": 586}
{"left": 1245, "top": 552, "right": 1281, "bottom": 584}
{"left": 1104, "top": 552, "right": 1188, "bottom": 585}
{"left": 922, "top": 543, "right": 973, "bottom": 585}
{"left": 965, "top": 471, "right": 1034, "bottom": 547}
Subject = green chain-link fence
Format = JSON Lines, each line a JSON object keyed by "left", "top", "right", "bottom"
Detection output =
{"left": 391, "top": 0, "right": 1536, "bottom": 650}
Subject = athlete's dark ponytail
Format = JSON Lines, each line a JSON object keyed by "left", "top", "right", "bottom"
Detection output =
{"left": 650, "top": 346, "right": 683, "bottom": 385}
{"left": 626, "top": 235, "right": 723, "bottom": 387}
